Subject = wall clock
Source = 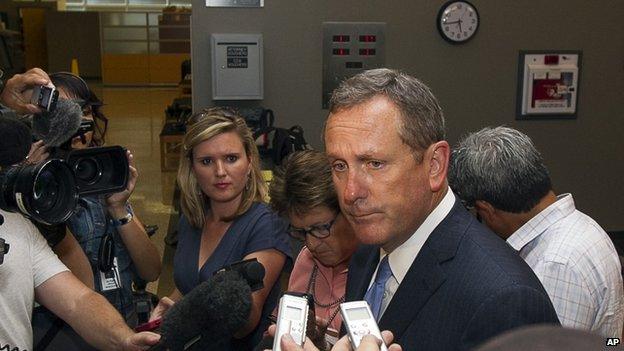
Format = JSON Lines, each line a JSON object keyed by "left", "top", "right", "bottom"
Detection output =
{"left": 437, "top": 1, "right": 480, "bottom": 44}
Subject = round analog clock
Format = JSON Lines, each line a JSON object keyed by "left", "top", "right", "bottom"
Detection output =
{"left": 437, "top": 1, "right": 480, "bottom": 44}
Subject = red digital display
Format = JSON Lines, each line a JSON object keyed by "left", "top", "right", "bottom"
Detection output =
{"left": 544, "top": 55, "right": 559, "bottom": 65}
{"left": 359, "top": 35, "right": 377, "bottom": 42}
{"left": 332, "top": 35, "right": 350, "bottom": 43}
{"left": 359, "top": 48, "right": 376, "bottom": 56}
{"left": 333, "top": 48, "right": 350, "bottom": 56}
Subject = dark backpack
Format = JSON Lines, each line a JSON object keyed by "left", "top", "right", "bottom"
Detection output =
{"left": 254, "top": 125, "right": 310, "bottom": 166}
{"left": 238, "top": 107, "right": 275, "bottom": 136}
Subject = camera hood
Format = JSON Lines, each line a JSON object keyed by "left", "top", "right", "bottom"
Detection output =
{"left": 65, "top": 145, "right": 129, "bottom": 196}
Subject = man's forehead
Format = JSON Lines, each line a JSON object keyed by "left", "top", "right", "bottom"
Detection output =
{"left": 327, "top": 95, "right": 400, "bottom": 125}
{"left": 326, "top": 113, "right": 378, "bottom": 133}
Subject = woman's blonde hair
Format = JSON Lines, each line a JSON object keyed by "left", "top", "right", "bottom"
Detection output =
{"left": 177, "top": 107, "right": 266, "bottom": 228}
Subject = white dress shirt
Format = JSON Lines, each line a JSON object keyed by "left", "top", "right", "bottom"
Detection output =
{"left": 507, "top": 193, "right": 624, "bottom": 337}
{"left": 367, "top": 187, "right": 456, "bottom": 318}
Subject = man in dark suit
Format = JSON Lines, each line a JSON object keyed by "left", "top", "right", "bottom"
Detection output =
{"left": 323, "top": 68, "right": 560, "bottom": 350}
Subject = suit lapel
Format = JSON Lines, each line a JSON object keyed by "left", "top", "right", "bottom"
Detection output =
{"left": 378, "top": 199, "right": 469, "bottom": 340}
{"left": 378, "top": 246, "right": 446, "bottom": 338}
{"left": 345, "top": 244, "right": 379, "bottom": 301}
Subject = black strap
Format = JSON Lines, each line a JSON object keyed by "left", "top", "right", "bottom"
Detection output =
{"left": 34, "top": 313, "right": 65, "bottom": 351}
{"left": 260, "top": 108, "right": 275, "bottom": 129}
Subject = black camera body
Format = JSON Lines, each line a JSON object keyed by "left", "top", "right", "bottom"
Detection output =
{"left": 0, "top": 146, "right": 129, "bottom": 225}
{"left": 67, "top": 146, "right": 128, "bottom": 196}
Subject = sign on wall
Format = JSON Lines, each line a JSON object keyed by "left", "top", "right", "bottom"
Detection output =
{"left": 516, "top": 50, "right": 582, "bottom": 119}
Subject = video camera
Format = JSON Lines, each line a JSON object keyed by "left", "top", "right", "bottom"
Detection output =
{"left": 0, "top": 145, "right": 129, "bottom": 225}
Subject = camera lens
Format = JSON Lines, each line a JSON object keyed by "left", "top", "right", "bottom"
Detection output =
{"left": 33, "top": 168, "right": 60, "bottom": 212}
{"left": 73, "top": 157, "right": 102, "bottom": 185}
{"left": 0, "top": 159, "right": 78, "bottom": 225}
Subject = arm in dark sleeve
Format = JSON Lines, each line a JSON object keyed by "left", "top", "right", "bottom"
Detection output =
{"left": 460, "top": 285, "right": 560, "bottom": 350}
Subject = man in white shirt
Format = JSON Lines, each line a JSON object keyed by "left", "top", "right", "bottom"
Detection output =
{"left": 449, "top": 126, "right": 623, "bottom": 338}
{"left": 0, "top": 210, "right": 160, "bottom": 351}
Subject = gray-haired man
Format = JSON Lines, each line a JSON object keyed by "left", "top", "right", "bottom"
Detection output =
{"left": 449, "top": 126, "right": 623, "bottom": 338}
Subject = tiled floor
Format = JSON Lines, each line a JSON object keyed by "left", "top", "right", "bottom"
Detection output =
{"left": 93, "top": 85, "right": 180, "bottom": 296}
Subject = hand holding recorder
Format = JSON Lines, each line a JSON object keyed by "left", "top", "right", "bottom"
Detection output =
{"left": 268, "top": 299, "right": 401, "bottom": 351}
{"left": 0, "top": 68, "right": 55, "bottom": 114}
{"left": 266, "top": 325, "right": 400, "bottom": 351}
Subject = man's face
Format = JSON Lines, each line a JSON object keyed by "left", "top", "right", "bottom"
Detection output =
{"left": 325, "top": 95, "right": 442, "bottom": 251}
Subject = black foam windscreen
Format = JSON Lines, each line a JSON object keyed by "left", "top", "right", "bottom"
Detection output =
{"left": 32, "top": 99, "right": 82, "bottom": 147}
{"left": 217, "top": 258, "right": 266, "bottom": 291}
{"left": 157, "top": 270, "right": 252, "bottom": 351}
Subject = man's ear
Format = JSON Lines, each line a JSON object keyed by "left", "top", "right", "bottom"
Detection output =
{"left": 475, "top": 200, "right": 496, "bottom": 221}
{"left": 428, "top": 141, "right": 450, "bottom": 192}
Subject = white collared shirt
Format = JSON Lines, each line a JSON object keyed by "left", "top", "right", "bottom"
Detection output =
{"left": 367, "top": 187, "right": 456, "bottom": 318}
{"left": 507, "top": 193, "right": 623, "bottom": 337}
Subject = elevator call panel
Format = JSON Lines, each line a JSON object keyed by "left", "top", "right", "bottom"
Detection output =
{"left": 322, "top": 22, "right": 386, "bottom": 109}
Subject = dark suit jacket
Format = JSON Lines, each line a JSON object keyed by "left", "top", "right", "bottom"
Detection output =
{"left": 345, "top": 198, "right": 560, "bottom": 351}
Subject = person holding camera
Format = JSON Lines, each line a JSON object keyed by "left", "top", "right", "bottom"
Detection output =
{"left": 0, "top": 73, "right": 160, "bottom": 351}
{"left": 150, "top": 108, "right": 292, "bottom": 350}
{"left": 48, "top": 72, "right": 162, "bottom": 325}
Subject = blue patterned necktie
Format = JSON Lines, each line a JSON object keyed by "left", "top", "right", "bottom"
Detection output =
{"left": 364, "top": 255, "right": 393, "bottom": 321}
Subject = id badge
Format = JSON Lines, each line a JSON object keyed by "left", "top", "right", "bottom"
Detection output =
{"left": 99, "top": 257, "right": 121, "bottom": 291}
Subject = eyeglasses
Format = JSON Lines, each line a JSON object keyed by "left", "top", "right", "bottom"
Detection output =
{"left": 287, "top": 217, "right": 337, "bottom": 241}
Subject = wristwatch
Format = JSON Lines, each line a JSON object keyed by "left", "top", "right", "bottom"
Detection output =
{"left": 112, "top": 212, "right": 133, "bottom": 227}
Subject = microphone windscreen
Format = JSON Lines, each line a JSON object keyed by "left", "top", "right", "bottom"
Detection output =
{"left": 159, "top": 270, "right": 252, "bottom": 350}
{"left": 0, "top": 117, "right": 32, "bottom": 167}
{"left": 244, "top": 259, "right": 266, "bottom": 291}
{"left": 32, "top": 99, "right": 82, "bottom": 147}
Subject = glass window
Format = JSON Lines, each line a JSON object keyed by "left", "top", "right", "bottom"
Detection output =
{"left": 100, "top": 12, "right": 148, "bottom": 26}
{"left": 103, "top": 27, "right": 149, "bottom": 41}
{"left": 103, "top": 41, "right": 148, "bottom": 54}
{"left": 87, "top": 0, "right": 125, "bottom": 4}
{"left": 128, "top": 0, "right": 167, "bottom": 5}
{"left": 170, "top": 0, "right": 191, "bottom": 5}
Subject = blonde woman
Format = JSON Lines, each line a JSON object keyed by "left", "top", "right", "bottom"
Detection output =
{"left": 152, "top": 108, "right": 291, "bottom": 350}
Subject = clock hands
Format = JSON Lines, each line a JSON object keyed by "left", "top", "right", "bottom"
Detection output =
{"left": 444, "top": 19, "right": 463, "bottom": 34}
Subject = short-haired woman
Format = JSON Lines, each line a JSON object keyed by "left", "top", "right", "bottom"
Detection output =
{"left": 269, "top": 150, "right": 359, "bottom": 349}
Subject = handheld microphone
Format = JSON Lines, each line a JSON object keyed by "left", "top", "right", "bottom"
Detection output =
{"left": 32, "top": 99, "right": 82, "bottom": 147}
{"left": 0, "top": 117, "right": 32, "bottom": 167}
{"left": 215, "top": 257, "right": 266, "bottom": 291}
{"left": 151, "top": 269, "right": 253, "bottom": 351}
